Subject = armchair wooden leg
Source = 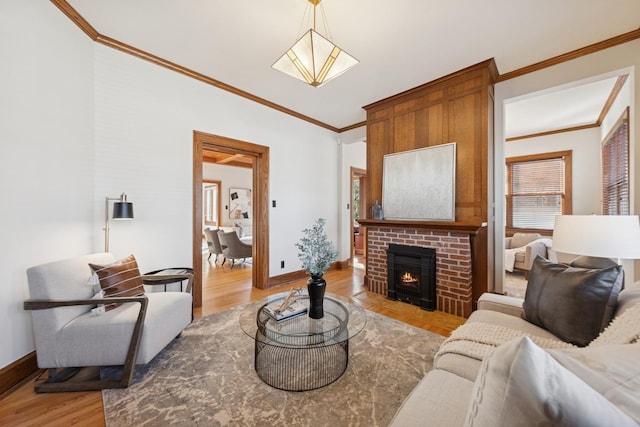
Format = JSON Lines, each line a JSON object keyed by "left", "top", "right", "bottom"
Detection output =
{"left": 35, "top": 366, "right": 128, "bottom": 393}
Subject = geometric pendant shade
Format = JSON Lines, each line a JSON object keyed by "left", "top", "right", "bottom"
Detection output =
{"left": 272, "top": 28, "right": 358, "bottom": 87}
{"left": 272, "top": 0, "right": 358, "bottom": 87}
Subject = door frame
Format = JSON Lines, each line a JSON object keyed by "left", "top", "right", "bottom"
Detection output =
{"left": 350, "top": 167, "right": 366, "bottom": 262}
{"left": 193, "top": 130, "right": 270, "bottom": 308}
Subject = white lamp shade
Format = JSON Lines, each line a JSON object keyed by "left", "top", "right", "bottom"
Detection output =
{"left": 272, "top": 29, "right": 358, "bottom": 87}
{"left": 552, "top": 215, "right": 640, "bottom": 259}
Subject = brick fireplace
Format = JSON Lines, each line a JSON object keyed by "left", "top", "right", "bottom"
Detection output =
{"left": 359, "top": 220, "right": 486, "bottom": 318}
{"left": 387, "top": 244, "right": 436, "bottom": 311}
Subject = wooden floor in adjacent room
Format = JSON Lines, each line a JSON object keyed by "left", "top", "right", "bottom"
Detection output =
{"left": 0, "top": 255, "right": 466, "bottom": 426}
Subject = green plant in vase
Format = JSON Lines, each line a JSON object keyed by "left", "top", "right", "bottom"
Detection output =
{"left": 295, "top": 218, "right": 338, "bottom": 318}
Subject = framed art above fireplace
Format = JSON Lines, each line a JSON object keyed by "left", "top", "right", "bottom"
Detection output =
{"left": 382, "top": 143, "right": 456, "bottom": 221}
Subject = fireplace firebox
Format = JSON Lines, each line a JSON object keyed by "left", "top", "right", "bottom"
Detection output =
{"left": 387, "top": 244, "right": 436, "bottom": 311}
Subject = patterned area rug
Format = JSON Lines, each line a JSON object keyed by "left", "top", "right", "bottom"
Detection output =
{"left": 102, "top": 304, "right": 445, "bottom": 426}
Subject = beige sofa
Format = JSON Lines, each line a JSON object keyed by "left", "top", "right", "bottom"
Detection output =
{"left": 390, "top": 280, "right": 640, "bottom": 426}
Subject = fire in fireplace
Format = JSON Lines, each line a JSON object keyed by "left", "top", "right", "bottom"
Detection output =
{"left": 387, "top": 244, "right": 436, "bottom": 311}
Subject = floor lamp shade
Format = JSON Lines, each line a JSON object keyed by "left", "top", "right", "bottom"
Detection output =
{"left": 105, "top": 193, "right": 134, "bottom": 252}
{"left": 113, "top": 200, "right": 134, "bottom": 219}
{"left": 552, "top": 215, "right": 640, "bottom": 260}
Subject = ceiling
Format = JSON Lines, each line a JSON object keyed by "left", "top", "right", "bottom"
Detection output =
{"left": 505, "top": 75, "right": 623, "bottom": 139}
{"left": 64, "top": 0, "right": 639, "bottom": 132}
{"left": 203, "top": 149, "right": 252, "bottom": 168}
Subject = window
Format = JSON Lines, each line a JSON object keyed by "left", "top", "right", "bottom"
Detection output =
{"left": 203, "top": 181, "right": 221, "bottom": 226}
{"left": 602, "top": 108, "right": 630, "bottom": 215}
{"left": 506, "top": 150, "right": 572, "bottom": 231}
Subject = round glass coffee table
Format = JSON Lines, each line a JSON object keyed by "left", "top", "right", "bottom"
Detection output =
{"left": 239, "top": 291, "right": 366, "bottom": 391}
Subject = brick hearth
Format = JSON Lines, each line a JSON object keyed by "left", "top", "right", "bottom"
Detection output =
{"left": 365, "top": 226, "right": 474, "bottom": 317}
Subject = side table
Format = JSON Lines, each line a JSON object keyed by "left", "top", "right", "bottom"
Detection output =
{"left": 142, "top": 268, "right": 194, "bottom": 321}
{"left": 142, "top": 267, "right": 194, "bottom": 293}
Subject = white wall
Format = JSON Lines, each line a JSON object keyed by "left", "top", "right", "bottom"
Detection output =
{"left": 505, "top": 127, "right": 602, "bottom": 215}
{"left": 495, "top": 39, "right": 639, "bottom": 291}
{"left": 0, "top": 1, "right": 95, "bottom": 368}
{"left": 203, "top": 162, "right": 252, "bottom": 229}
{"left": 93, "top": 45, "right": 340, "bottom": 278}
{"left": 1, "top": 0, "right": 342, "bottom": 370}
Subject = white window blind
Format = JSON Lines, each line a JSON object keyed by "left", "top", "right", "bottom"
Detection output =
{"left": 507, "top": 155, "right": 566, "bottom": 230}
{"left": 602, "top": 115, "right": 629, "bottom": 215}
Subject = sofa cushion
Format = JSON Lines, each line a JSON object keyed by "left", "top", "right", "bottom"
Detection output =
{"left": 55, "top": 292, "right": 192, "bottom": 366}
{"left": 464, "top": 336, "right": 637, "bottom": 427}
{"left": 468, "top": 309, "right": 562, "bottom": 341}
{"left": 616, "top": 281, "right": 640, "bottom": 317}
{"left": 434, "top": 309, "right": 565, "bottom": 381}
{"left": 548, "top": 343, "right": 640, "bottom": 423}
{"left": 522, "top": 256, "right": 623, "bottom": 346}
{"left": 389, "top": 369, "right": 474, "bottom": 427}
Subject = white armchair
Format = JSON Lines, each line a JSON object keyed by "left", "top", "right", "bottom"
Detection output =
{"left": 24, "top": 253, "right": 193, "bottom": 392}
{"left": 505, "top": 233, "right": 551, "bottom": 276}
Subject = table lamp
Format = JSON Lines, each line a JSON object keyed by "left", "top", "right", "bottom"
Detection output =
{"left": 552, "top": 215, "right": 640, "bottom": 266}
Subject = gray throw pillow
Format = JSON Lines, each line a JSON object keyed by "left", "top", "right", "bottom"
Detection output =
{"left": 522, "top": 256, "right": 623, "bottom": 347}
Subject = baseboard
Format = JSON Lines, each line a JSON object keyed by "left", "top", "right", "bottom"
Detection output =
{"left": 268, "top": 270, "right": 308, "bottom": 288}
{"left": 0, "top": 351, "right": 38, "bottom": 397}
{"left": 336, "top": 259, "right": 350, "bottom": 270}
{"left": 268, "top": 261, "right": 349, "bottom": 288}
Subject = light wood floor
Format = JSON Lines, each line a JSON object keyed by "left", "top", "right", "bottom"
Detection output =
{"left": 0, "top": 255, "right": 465, "bottom": 426}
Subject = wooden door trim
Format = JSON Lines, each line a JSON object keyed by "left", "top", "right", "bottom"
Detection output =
{"left": 193, "top": 131, "right": 270, "bottom": 307}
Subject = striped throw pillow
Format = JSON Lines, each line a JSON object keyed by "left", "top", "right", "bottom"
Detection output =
{"left": 89, "top": 254, "right": 144, "bottom": 310}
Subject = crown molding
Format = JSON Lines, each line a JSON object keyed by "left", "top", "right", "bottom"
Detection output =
{"left": 50, "top": 1, "right": 639, "bottom": 132}
{"left": 498, "top": 27, "right": 640, "bottom": 82}
{"left": 49, "top": 0, "right": 340, "bottom": 133}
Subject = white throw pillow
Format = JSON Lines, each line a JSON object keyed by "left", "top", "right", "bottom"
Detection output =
{"left": 548, "top": 343, "right": 640, "bottom": 423}
{"left": 464, "top": 336, "right": 636, "bottom": 427}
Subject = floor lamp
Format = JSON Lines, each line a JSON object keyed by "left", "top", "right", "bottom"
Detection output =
{"left": 105, "top": 193, "right": 134, "bottom": 252}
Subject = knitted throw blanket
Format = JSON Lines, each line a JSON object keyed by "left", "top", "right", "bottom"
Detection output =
{"left": 434, "top": 322, "right": 574, "bottom": 365}
{"left": 434, "top": 302, "right": 640, "bottom": 365}
{"left": 589, "top": 302, "right": 640, "bottom": 346}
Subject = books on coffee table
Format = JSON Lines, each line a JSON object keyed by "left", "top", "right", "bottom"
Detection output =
{"left": 263, "top": 300, "right": 307, "bottom": 321}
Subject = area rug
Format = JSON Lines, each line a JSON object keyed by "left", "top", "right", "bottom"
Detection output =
{"left": 103, "top": 304, "right": 445, "bottom": 426}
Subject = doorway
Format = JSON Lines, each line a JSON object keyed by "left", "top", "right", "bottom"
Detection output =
{"left": 193, "top": 131, "right": 270, "bottom": 308}
{"left": 497, "top": 70, "right": 633, "bottom": 294}
{"left": 351, "top": 167, "right": 366, "bottom": 267}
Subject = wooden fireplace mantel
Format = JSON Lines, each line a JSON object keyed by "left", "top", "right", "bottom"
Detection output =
{"left": 357, "top": 219, "right": 486, "bottom": 235}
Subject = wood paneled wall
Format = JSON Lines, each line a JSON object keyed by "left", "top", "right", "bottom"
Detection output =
{"left": 362, "top": 60, "right": 497, "bottom": 308}
{"left": 363, "top": 59, "right": 497, "bottom": 224}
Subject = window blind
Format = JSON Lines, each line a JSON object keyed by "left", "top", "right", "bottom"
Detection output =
{"left": 602, "top": 117, "right": 629, "bottom": 215}
{"left": 507, "top": 157, "right": 565, "bottom": 229}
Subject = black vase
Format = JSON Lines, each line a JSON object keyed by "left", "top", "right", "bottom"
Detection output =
{"left": 307, "top": 274, "right": 326, "bottom": 319}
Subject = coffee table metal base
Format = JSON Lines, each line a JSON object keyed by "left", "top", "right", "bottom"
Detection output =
{"left": 254, "top": 336, "right": 349, "bottom": 392}
{"left": 239, "top": 293, "right": 365, "bottom": 392}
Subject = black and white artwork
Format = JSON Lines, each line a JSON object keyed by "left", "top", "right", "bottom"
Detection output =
{"left": 229, "top": 188, "right": 251, "bottom": 219}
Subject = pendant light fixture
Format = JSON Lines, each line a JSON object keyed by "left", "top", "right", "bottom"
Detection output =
{"left": 272, "top": 0, "right": 358, "bottom": 87}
